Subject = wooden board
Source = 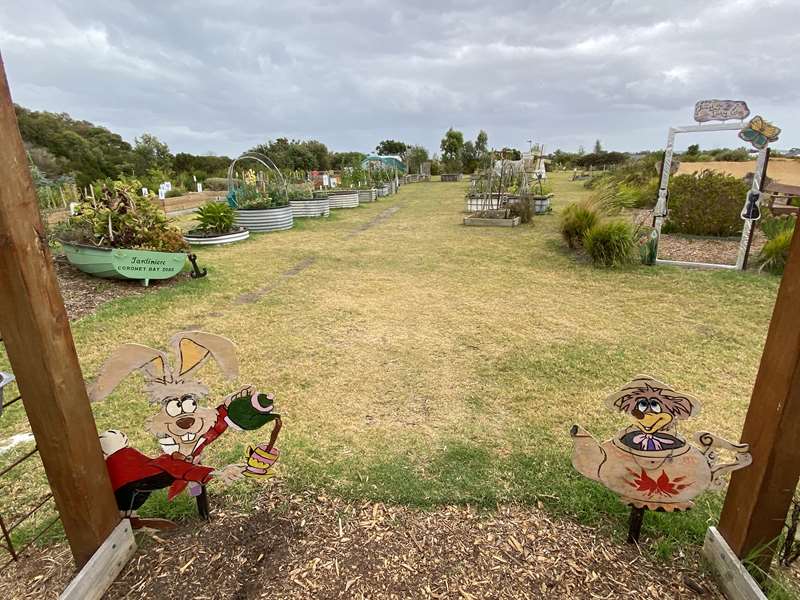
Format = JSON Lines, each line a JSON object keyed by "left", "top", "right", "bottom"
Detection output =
{"left": 703, "top": 527, "right": 767, "bottom": 600}
{"left": 0, "top": 52, "right": 120, "bottom": 567}
{"left": 59, "top": 520, "right": 136, "bottom": 600}
{"left": 718, "top": 223, "right": 800, "bottom": 571}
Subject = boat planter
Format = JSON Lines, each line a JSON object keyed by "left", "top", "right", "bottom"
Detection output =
{"left": 234, "top": 205, "right": 293, "bottom": 232}
{"left": 183, "top": 227, "right": 250, "bottom": 246}
{"left": 533, "top": 194, "right": 554, "bottom": 214}
{"left": 290, "top": 197, "right": 330, "bottom": 218}
{"left": 61, "top": 242, "right": 187, "bottom": 285}
{"left": 463, "top": 215, "right": 521, "bottom": 228}
{"left": 441, "top": 173, "right": 463, "bottom": 182}
{"left": 358, "top": 189, "right": 377, "bottom": 203}
{"left": 328, "top": 191, "right": 359, "bottom": 209}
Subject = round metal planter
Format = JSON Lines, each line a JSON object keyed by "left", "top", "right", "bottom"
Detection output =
{"left": 234, "top": 205, "right": 293, "bottom": 232}
{"left": 328, "top": 192, "right": 359, "bottom": 209}
{"left": 377, "top": 185, "right": 390, "bottom": 197}
{"left": 184, "top": 227, "right": 250, "bottom": 246}
{"left": 290, "top": 197, "right": 330, "bottom": 218}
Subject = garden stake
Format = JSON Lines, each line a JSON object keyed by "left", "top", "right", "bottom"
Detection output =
{"left": 188, "top": 253, "right": 208, "bottom": 279}
{"left": 627, "top": 506, "right": 645, "bottom": 543}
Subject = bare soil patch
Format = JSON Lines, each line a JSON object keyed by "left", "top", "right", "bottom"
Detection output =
{"left": 0, "top": 488, "right": 720, "bottom": 599}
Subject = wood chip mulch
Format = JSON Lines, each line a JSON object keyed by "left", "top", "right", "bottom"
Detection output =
{"left": 0, "top": 487, "right": 722, "bottom": 599}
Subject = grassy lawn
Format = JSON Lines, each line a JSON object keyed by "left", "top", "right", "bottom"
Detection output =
{"left": 0, "top": 173, "right": 780, "bottom": 557}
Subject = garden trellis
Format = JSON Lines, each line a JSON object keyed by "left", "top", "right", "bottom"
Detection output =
{"left": 652, "top": 101, "right": 777, "bottom": 270}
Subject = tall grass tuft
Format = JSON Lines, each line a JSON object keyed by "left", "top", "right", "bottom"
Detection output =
{"left": 583, "top": 221, "right": 636, "bottom": 267}
{"left": 560, "top": 203, "right": 599, "bottom": 248}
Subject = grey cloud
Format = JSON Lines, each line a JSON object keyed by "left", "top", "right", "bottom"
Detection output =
{"left": 1, "top": 0, "right": 797, "bottom": 156}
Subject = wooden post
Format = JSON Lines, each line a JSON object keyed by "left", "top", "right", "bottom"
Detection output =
{"left": 718, "top": 222, "right": 800, "bottom": 573}
{"left": 0, "top": 53, "right": 119, "bottom": 567}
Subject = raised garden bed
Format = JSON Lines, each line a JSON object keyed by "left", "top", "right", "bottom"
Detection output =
{"left": 441, "top": 173, "right": 463, "bottom": 182}
{"left": 61, "top": 242, "right": 187, "bottom": 286}
{"left": 463, "top": 209, "right": 521, "bottom": 228}
{"left": 183, "top": 227, "right": 250, "bottom": 246}
{"left": 376, "top": 185, "right": 390, "bottom": 198}
{"left": 290, "top": 196, "right": 330, "bottom": 218}
{"left": 358, "top": 189, "right": 377, "bottom": 203}
{"left": 328, "top": 191, "right": 360, "bottom": 209}
{"left": 533, "top": 194, "right": 554, "bottom": 214}
{"left": 234, "top": 204, "right": 293, "bottom": 232}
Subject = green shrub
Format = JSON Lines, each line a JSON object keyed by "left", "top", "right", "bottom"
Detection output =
{"left": 663, "top": 170, "right": 749, "bottom": 236}
{"left": 583, "top": 221, "right": 635, "bottom": 267}
{"left": 56, "top": 182, "right": 188, "bottom": 252}
{"left": 758, "top": 228, "right": 794, "bottom": 274}
{"left": 761, "top": 215, "right": 796, "bottom": 240}
{"left": 560, "top": 203, "right": 599, "bottom": 248}
{"left": 194, "top": 202, "right": 235, "bottom": 235}
{"left": 165, "top": 188, "right": 185, "bottom": 198}
{"left": 204, "top": 177, "right": 237, "bottom": 191}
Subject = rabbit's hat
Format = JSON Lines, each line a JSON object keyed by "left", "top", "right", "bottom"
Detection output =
{"left": 88, "top": 331, "right": 239, "bottom": 404}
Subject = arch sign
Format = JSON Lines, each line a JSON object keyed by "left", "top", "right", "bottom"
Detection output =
{"left": 652, "top": 100, "right": 781, "bottom": 270}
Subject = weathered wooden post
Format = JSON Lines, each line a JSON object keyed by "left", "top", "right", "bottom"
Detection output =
{"left": 718, "top": 222, "right": 800, "bottom": 574}
{"left": 0, "top": 52, "right": 120, "bottom": 568}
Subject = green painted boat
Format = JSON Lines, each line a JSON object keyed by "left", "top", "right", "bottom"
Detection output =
{"left": 61, "top": 242, "right": 187, "bottom": 286}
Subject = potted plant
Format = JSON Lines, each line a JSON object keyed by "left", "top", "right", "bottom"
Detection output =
{"left": 232, "top": 170, "right": 293, "bottom": 232}
{"left": 184, "top": 201, "right": 249, "bottom": 245}
{"left": 531, "top": 173, "right": 553, "bottom": 214}
{"left": 55, "top": 181, "right": 189, "bottom": 286}
{"left": 289, "top": 184, "right": 330, "bottom": 218}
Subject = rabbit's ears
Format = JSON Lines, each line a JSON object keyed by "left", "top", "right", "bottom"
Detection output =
{"left": 88, "top": 332, "right": 239, "bottom": 403}
{"left": 168, "top": 331, "right": 238, "bottom": 381}
{"left": 88, "top": 344, "right": 170, "bottom": 402}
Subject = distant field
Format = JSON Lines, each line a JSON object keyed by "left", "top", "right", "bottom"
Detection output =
{"left": 677, "top": 157, "right": 800, "bottom": 185}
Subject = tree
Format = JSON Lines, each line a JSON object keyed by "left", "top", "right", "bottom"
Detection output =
{"left": 594, "top": 139, "right": 603, "bottom": 154}
{"left": 133, "top": 133, "right": 173, "bottom": 175}
{"left": 475, "top": 130, "right": 488, "bottom": 154}
{"left": 404, "top": 145, "right": 429, "bottom": 175}
{"left": 461, "top": 141, "right": 478, "bottom": 174}
{"left": 331, "top": 151, "right": 366, "bottom": 170}
{"left": 440, "top": 128, "right": 464, "bottom": 173}
{"left": 685, "top": 144, "right": 700, "bottom": 157}
{"left": 375, "top": 140, "right": 407, "bottom": 157}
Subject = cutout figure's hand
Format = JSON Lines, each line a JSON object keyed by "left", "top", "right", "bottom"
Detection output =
{"left": 212, "top": 464, "right": 246, "bottom": 485}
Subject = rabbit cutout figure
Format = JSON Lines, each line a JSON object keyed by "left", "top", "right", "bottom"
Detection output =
{"left": 91, "top": 331, "right": 282, "bottom": 527}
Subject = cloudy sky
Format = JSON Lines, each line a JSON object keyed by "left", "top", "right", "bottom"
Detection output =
{"left": 1, "top": 0, "right": 798, "bottom": 157}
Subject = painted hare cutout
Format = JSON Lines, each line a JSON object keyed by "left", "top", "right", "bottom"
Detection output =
{"left": 90, "top": 331, "right": 282, "bottom": 528}
{"left": 570, "top": 375, "right": 751, "bottom": 511}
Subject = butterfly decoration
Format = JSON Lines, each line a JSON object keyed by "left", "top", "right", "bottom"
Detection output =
{"left": 738, "top": 116, "right": 781, "bottom": 150}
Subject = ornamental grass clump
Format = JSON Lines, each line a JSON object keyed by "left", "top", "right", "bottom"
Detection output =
{"left": 56, "top": 181, "right": 188, "bottom": 253}
{"left": 583, "top": 221, "right": 636, "bottom": 267}
{"left": 560, "top": 202, "right": 599, "bottom": 248}
{"left": 757, "top": 216, "right": 796, "bottom": 274}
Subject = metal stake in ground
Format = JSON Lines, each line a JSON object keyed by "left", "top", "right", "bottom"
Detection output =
{"left": 627, "top": 506, "right": 646, "bottom": 543}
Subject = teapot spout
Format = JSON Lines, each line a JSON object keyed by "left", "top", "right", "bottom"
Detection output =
{"left": 570, "top": 424, "right": 606, "bottom": 483}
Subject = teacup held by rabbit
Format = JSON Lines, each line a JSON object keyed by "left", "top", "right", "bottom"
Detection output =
{"left": 90, "top": 331, "right": 282, "bottom": 525}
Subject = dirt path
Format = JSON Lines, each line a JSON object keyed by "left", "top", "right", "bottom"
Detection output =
{"left": 0, "top": 488, "right": 720, "bottom": 599}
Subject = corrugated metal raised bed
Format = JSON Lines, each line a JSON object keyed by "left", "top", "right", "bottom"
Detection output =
{"left": 441, "top": 173, "right": 463, "bottom": 182}
{"left": 184, "top": 227, "right": 250, "bottom": 245}
{"left": 290, "top": 197, "right": 330, "bottom": 218}
{"left": 376, "top": 185, "right": 390, "bottom": 197}
{"left": 358, "top": 189, "right": 377, "bottom": 203}
{"left": 328, "top": 191, "right": 360, "bottom": 209}
{"left": 234, "top": 205, "right": 293, "bottom": 232}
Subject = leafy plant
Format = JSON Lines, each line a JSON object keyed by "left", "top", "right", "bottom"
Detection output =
{"left": 56, "top": 181, "right": 188, "bottom": 252}
{"left": 761, "top": 215, "right": 796, "bottom": 241}
{"left": 758, "top": 228, "right": 794, "bottom": 274}
{"left": 583, "top": 221, "right": 636, "bottom": 267}
{"left": 560, "top": 203, "right": 599, "bottom": 249}
{"left": 194, "top": 202, "right": 236, "bottom": 235}
{"left": 662, "top": 170, "right": 749, "bottom": 236}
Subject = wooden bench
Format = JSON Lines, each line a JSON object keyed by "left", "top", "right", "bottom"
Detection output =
{"left": 764, "top": 183, "right": 800, "bottom": 217}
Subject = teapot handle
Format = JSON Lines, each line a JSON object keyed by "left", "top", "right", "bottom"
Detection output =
{"left": 694, "top": 432, "right": 752, "bottom": 487}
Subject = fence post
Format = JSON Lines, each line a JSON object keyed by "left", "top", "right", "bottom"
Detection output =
{"left": 718, "top": 222, "right": 800, "bottom": 574}
{"left": 0, "top": 53, "right": 119, "bottom": 568}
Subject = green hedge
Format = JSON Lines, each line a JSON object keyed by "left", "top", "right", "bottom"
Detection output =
{"left": 663, "top": 170, "right": 749, "bottom": 236}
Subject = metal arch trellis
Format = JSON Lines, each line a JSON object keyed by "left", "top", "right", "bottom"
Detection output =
{"left": 652, "top": 121, "right": 770, "bottom": 270}
{"left": 226, "top": 152, "right": 289, "bottom": 207}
